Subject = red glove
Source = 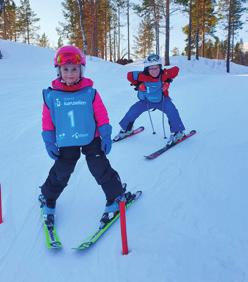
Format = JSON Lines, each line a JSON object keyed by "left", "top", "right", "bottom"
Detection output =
{"left": 138, "top": 83, "right": 146, "bottom": 91}
{"left": 162, "top": 82, "right": 170, "bottom": 92}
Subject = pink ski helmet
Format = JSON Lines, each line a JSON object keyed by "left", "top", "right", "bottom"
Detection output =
{"left": 54, "top": 45, "right": 86, "bottom": 67}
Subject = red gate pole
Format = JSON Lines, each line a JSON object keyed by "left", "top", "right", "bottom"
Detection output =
{"left": 0, "top": 184, "right": 3, "bottom": 224}
{"left": 119, "top": 200, "right": 129, "bottom": 255}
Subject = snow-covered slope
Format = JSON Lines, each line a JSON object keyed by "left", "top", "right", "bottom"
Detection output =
{"left": 0, "top": 39, "right": 248, "bottom": 282}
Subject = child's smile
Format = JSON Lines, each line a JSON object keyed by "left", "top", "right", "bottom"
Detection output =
{"left": 60, "top": 64, "right": 81, "bottom": 85}
{"left": 148, "top": 65, "right": 161, "bottom": 78}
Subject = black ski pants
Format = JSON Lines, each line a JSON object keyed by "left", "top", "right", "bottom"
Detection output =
{"left": 41, "top": 137, "right": 123, "bottom": 208}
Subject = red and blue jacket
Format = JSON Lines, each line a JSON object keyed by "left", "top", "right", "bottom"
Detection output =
{"left": 127, "top": 66, "right": 179, "bottom": 97}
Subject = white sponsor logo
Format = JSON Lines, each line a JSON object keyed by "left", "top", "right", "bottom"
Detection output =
{"left": 64, "top": 101, "right": 86, "bottom": 106}
{"left": 72, "top": 132, "right": 88, "bottom": 139}
{"left": 55, "top": 98, "right": 61, "bottom": 107}
{"left": 58, "top": 133, "right": 66, "bottom": 139}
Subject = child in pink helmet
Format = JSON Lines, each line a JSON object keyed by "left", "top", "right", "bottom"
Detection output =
{"left": 39, "top": 45, "right": 132, "bottom": 230}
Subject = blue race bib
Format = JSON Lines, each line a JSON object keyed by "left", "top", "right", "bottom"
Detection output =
{"left": 138, "top": 81, "right": 163, "bottom": 103}
{"left": 43, "top": 87, "right": 96, "bottom": 147}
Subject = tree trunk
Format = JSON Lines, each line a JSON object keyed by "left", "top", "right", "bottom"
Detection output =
{"left": 188, "top": 0, "right": 192, "bottom": 60}
{"left": 113, "top": 24, "right": 116, "bottom": 62}
{"left": 216, "top": 41, "right": 219, "bottom": 60}
{"left": 153, "top": 3, "right": 160, "bottom": 55}
{"left": 77, "top": 0, "right": 87, "bottom": 54}
{"left": 127, "top": 0, "right": 130, "bottom": 60}
{"left": 3, "top": 3, "right": 7, "bottom": 39}
{"left": 201, "top": 0, "right": 206, "bottom": 57}
{"left": 231, "top": 23, "right": 235, "bottom": 61}
{"left": 104, "top": 4, "right": 107, "bottom": 60}
{"left": 195, "top": 0, "right": 200, "bottom": 60}
{"left": 93, "top": 1, "right": 99, "bottom": 57}
{"left": 109, "top": 17, "right": 112, "bottom": 61}
{"left": 117, "top": 6, "right": 121, "bottom": 60}
{"left": 164, "top": 0, "right": 170, "bottom": 65}
{"left": 226, "top": 0, "right": 232, "bottom": 73}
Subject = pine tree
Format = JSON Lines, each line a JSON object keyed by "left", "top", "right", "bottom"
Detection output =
{"left": 112, "top": 0, "right": 125, "bottom": 60}
{"left": 0, "top": 0, "right": 17, "bottom": 40}
{"left": 57, "top": 36, "right": 63, "bottom": 48}
{"left": 204, "top": 39, "right": 215, "bottom": 58}
{"left": 76, "top": 0, "right": 87, "bottom": 54}
{"left": 59, "top": 0, "right": 81, "bottom": 47}
{"left": 37, "top": 33, "right": 49, "bottom": 48}
{"left": 218, "top": 0, "right": 247, "bottom": 72}
{"left": 133, "top": 0, "right": 163, "bottom": 56}
{"left": 179, "top": 0, "right": 218, "bottom": 60}
{"left": 133, "top": 15, "right": 154, "bottom": 58}
{"left": 16, "top": 0, "right": 40, "bottom": 44}
{"left": 175, "top": 0, "right": 193, "bottom": 60}
{"left": 126, "top": 0, "right": 130, "bottom": 60}
{"left": 57, "top": 0, "right": 121, "bottom": 60}
{"left": 232, "top": 39, "right": 242, "bottom": 64}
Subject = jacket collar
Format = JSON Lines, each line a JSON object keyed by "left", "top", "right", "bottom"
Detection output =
{"left": 52, "top": 77, "right": 93, "bottom": 92}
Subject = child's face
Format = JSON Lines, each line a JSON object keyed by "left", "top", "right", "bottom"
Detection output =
{"left": 148, "top": 65, "right": 161, "bottom": 78}
{"left": 60, "top": 64, "right": 81, "bottom": 85}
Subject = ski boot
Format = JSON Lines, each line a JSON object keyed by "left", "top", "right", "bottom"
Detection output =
{"left": 113, "top": 129, "right": 133, "bottom": 142}
{"left": 99, "top": 186, "right": 134, "bottom": 229}
{"left": 167, "top": 131, "right": 186, "bottom": 146}
{"left": 113, "top": 122, "right": 134, "bottom": 142}
{"left": 38, "top": 194, "right": 55, "bottom": 230}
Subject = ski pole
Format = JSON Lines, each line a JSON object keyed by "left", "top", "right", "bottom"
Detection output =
{"left": 146, "top": 102, "right": 156, "bottom": 134}
{"left": 161, "top": 96, "right": 167, "bottom": 139}
{"left": 119, "top": 200, "right": 129, "bottom": 255}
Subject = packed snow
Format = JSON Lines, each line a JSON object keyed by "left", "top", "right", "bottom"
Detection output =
{"left": 0, "top": 39, "right": 248, "bottom": 282}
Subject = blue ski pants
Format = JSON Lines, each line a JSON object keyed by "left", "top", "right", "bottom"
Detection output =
{"left": 119, "top": 97, "right": 185, "bottom": 133}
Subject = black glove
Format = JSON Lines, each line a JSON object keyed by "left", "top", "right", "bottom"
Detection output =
{"left": 130, "top": 83, "right": 140, "bottom": 91}
{"left": 165, "top": 78, "right": 173, "bottom": 83}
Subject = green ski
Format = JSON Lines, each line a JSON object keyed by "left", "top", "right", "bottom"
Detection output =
{"left": 41, "top": 210, "right": 62, "bottom": 249}
{"left": 73, "top": 191, "right": 142, "bottom": 250}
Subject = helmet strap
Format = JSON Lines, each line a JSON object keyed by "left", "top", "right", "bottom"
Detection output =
{"left": 56, "top": 66, "right": 61, "bottom": 78}
{"left": 80, "top": 65, "right": 85, "bottom": 77}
